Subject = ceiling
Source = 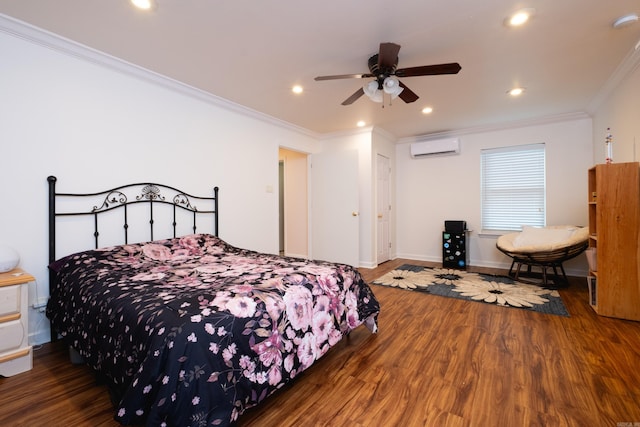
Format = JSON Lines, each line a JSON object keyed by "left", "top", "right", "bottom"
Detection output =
{"left": 1, "top": 0, "right": 639, "bottom": 139}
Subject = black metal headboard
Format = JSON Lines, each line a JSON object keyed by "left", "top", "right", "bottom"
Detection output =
{"left": 47, "top": 175, "right": 219, "bottom": 265}
{"left": 47, "top": 176, "right": 218, "bottom": 342}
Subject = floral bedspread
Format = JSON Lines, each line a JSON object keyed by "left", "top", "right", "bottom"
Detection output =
{"left": 46, "top": 234, "right": 379, "bottom": 426}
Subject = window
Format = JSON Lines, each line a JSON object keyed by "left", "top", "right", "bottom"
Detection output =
{"left": 481, "top": 143, "right": 545, "bottom": 231}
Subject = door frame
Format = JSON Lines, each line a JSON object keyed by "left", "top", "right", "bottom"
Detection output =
{"left": 376, "top": 153, "right": 391, "bottom": 264}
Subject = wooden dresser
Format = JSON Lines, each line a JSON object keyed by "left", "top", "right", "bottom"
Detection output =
{"left": 587, "top": 162, "right": 640, "bottom": 321}
{"left": 0, "top": 268, "right": 34, "bottom": 376}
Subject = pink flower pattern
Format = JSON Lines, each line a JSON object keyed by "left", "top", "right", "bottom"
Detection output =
{"left": 47, "top": 234, "right": 379, "bottom": 427}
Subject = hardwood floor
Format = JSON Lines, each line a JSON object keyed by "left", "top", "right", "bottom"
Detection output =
{"left": 2, "top": 259, "right": 640, "bottom": 426}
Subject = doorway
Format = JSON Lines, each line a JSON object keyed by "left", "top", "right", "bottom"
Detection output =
{"left": 279, "top": 146, "right": 361, "bottom": 266}
{"left": 377, "top": 153, "right": 391, "bottom": 264}
{"left": 278, "top": 148, "right": 309, "bottom": 259}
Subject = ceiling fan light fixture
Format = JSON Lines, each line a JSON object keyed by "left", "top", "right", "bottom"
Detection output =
{"left": 382, "top": 76, "right": 404, "bottom": 98}
{"left": 363, "top": 81, "right": 383, "bottom": 102}
{"left": 316, "top": 42, "right": 461, "bottom": 106}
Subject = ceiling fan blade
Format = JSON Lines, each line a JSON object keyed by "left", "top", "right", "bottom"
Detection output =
{"left": 395, "top": 62, "right": 461, "bottom": 78}
{"left": 378, "top": 42, "right": 401, "bottom": 68}
{"left": 315, "top": 73, "right": 373, "bottom": 81}
{"left": 398, "top": 81, "right": 419, "bottom": 103}
{"left": 341, "top": 88, "right": 365, "bottom": 105}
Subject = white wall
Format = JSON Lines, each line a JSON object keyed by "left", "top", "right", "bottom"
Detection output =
{"left": 0, "top": 23, "right": 317, "bottom": 344}
{"left": 592, "top": 58, "right": 640, "bottom": 163}
{"left": 395, "top": 118, "right": 593, "bottom": 274}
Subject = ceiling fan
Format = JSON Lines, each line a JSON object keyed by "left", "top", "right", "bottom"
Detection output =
{"left": 314, "top": 42, "right": 461, "bottom": 106}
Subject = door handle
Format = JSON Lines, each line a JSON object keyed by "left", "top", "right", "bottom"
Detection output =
{"left": 352, "top": 211, "right": 359, "bottom": 217}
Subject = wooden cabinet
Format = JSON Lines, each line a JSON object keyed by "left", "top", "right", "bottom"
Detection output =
{"left": 587, "top": 162, "right": 640, "bottom": 321}
{"left": 0, "top": 268, "right": 34, "bottom": 376}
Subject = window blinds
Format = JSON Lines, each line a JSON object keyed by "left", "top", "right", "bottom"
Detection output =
{"left": 481, "top": 143, "right": 546, "bottom": 231}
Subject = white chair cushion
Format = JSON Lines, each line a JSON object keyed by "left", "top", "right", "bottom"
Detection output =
{"left": 497, "top": 225, "right": 588, "bottom": 253}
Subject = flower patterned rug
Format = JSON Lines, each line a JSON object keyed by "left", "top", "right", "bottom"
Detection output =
{"left": 372, "top": 264, "right": 569, "bottom": 316}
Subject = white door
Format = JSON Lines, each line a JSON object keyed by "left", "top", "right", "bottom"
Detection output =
{"left": 377, "top": 154, "right": 390, "bottom": 263}
{"left": 311, "top": 149, "right": 359, "bottom": 266}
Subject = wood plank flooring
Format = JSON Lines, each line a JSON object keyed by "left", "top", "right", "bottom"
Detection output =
{"left": 1, "top": 259, "right": 640, "bottom": 426}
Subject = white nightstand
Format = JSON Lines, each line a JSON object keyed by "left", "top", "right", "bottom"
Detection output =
{"left": 0, "top": 268, "right": 34, "bottom": 376}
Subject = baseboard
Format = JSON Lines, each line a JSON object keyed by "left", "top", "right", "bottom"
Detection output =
{"left": 29, "top": 327, "right": 51, "bottom": 346}
{"left": 359, "top": 261, "right": 378, "bottom": 269}
{"left": 394, "top": 253, "right": 441, "bottom": 263}
{"left": 393, "top": 254, "right": 588, "bottom": 277}
{"left": 285, "top": 252, "right": 308, "bottom": 259}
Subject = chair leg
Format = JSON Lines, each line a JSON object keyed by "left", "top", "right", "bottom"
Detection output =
{"left": 559, "top": 263, "right": 569, "bottom": 286}
{"left": 514, "top": 261, "right": 523, "bottom": 281}
{"left": 500, "top": 252, "right": 576, "bottom": 288}
{"left": 508, "top": 259, "right": 517, "bottom": 277}
{"left": 544, "top": 263, "right": 568, "bottom": 288}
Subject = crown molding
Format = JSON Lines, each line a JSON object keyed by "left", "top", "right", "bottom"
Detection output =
{"left": 587, "top": 42, "right": 640, "bottom": 114}
{"left": 371, "top": 126, "right": 397, "bottom": 141}
{"left": 0, "top": 13, "right": 319, "bottom": 139}
{"left": 317, "top": 125, "right": 375, "bottom": 140}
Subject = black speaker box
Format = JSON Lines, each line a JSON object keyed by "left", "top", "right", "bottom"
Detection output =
{"left": 444, "top": 220, "right": 466, "bottom": 233}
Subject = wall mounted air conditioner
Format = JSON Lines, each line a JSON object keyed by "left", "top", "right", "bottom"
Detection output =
{"left": 410, "top": 138, "right": 460, "bottom": 158}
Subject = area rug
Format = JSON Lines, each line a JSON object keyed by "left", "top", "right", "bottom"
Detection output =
{"left": 372, "top": 264, "right": 569, "bottom": 316}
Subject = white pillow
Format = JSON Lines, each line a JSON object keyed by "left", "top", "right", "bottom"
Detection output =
{"left": 512, "top": 226, "right": 576, "bottom": 249}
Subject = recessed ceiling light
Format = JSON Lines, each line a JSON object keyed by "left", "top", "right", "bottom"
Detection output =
{"left": 506, "top": 8, "right": 535, "bottom": 27}
{"left": 508, "top": 87, "right": 525, "bottom": 96}
{"left": 357, "top": 120, "right": 366, "bottom": 127}
{"left": 422, "top": 107, "right": 433, "bottom": 114}
{"left": 612, "top": 14, "right": 639, "bottom": 29}
{"left": 292, "top": 85, "right": 303, "bottom": 94}
{"left": 131, "top": 0, "right": 155, "bottom": 10}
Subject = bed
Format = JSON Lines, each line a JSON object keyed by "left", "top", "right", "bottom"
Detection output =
{"left": 45, "top": 176, "right": 380, "bottom": 426}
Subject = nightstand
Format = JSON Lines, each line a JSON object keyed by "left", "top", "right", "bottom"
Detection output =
{"left": 0, "top": 268, "right": 34, "bottom": 376}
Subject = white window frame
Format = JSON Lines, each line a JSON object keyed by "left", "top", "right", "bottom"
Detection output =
{"left": 480, "top": 143, "right": 546, "bottom": 233}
